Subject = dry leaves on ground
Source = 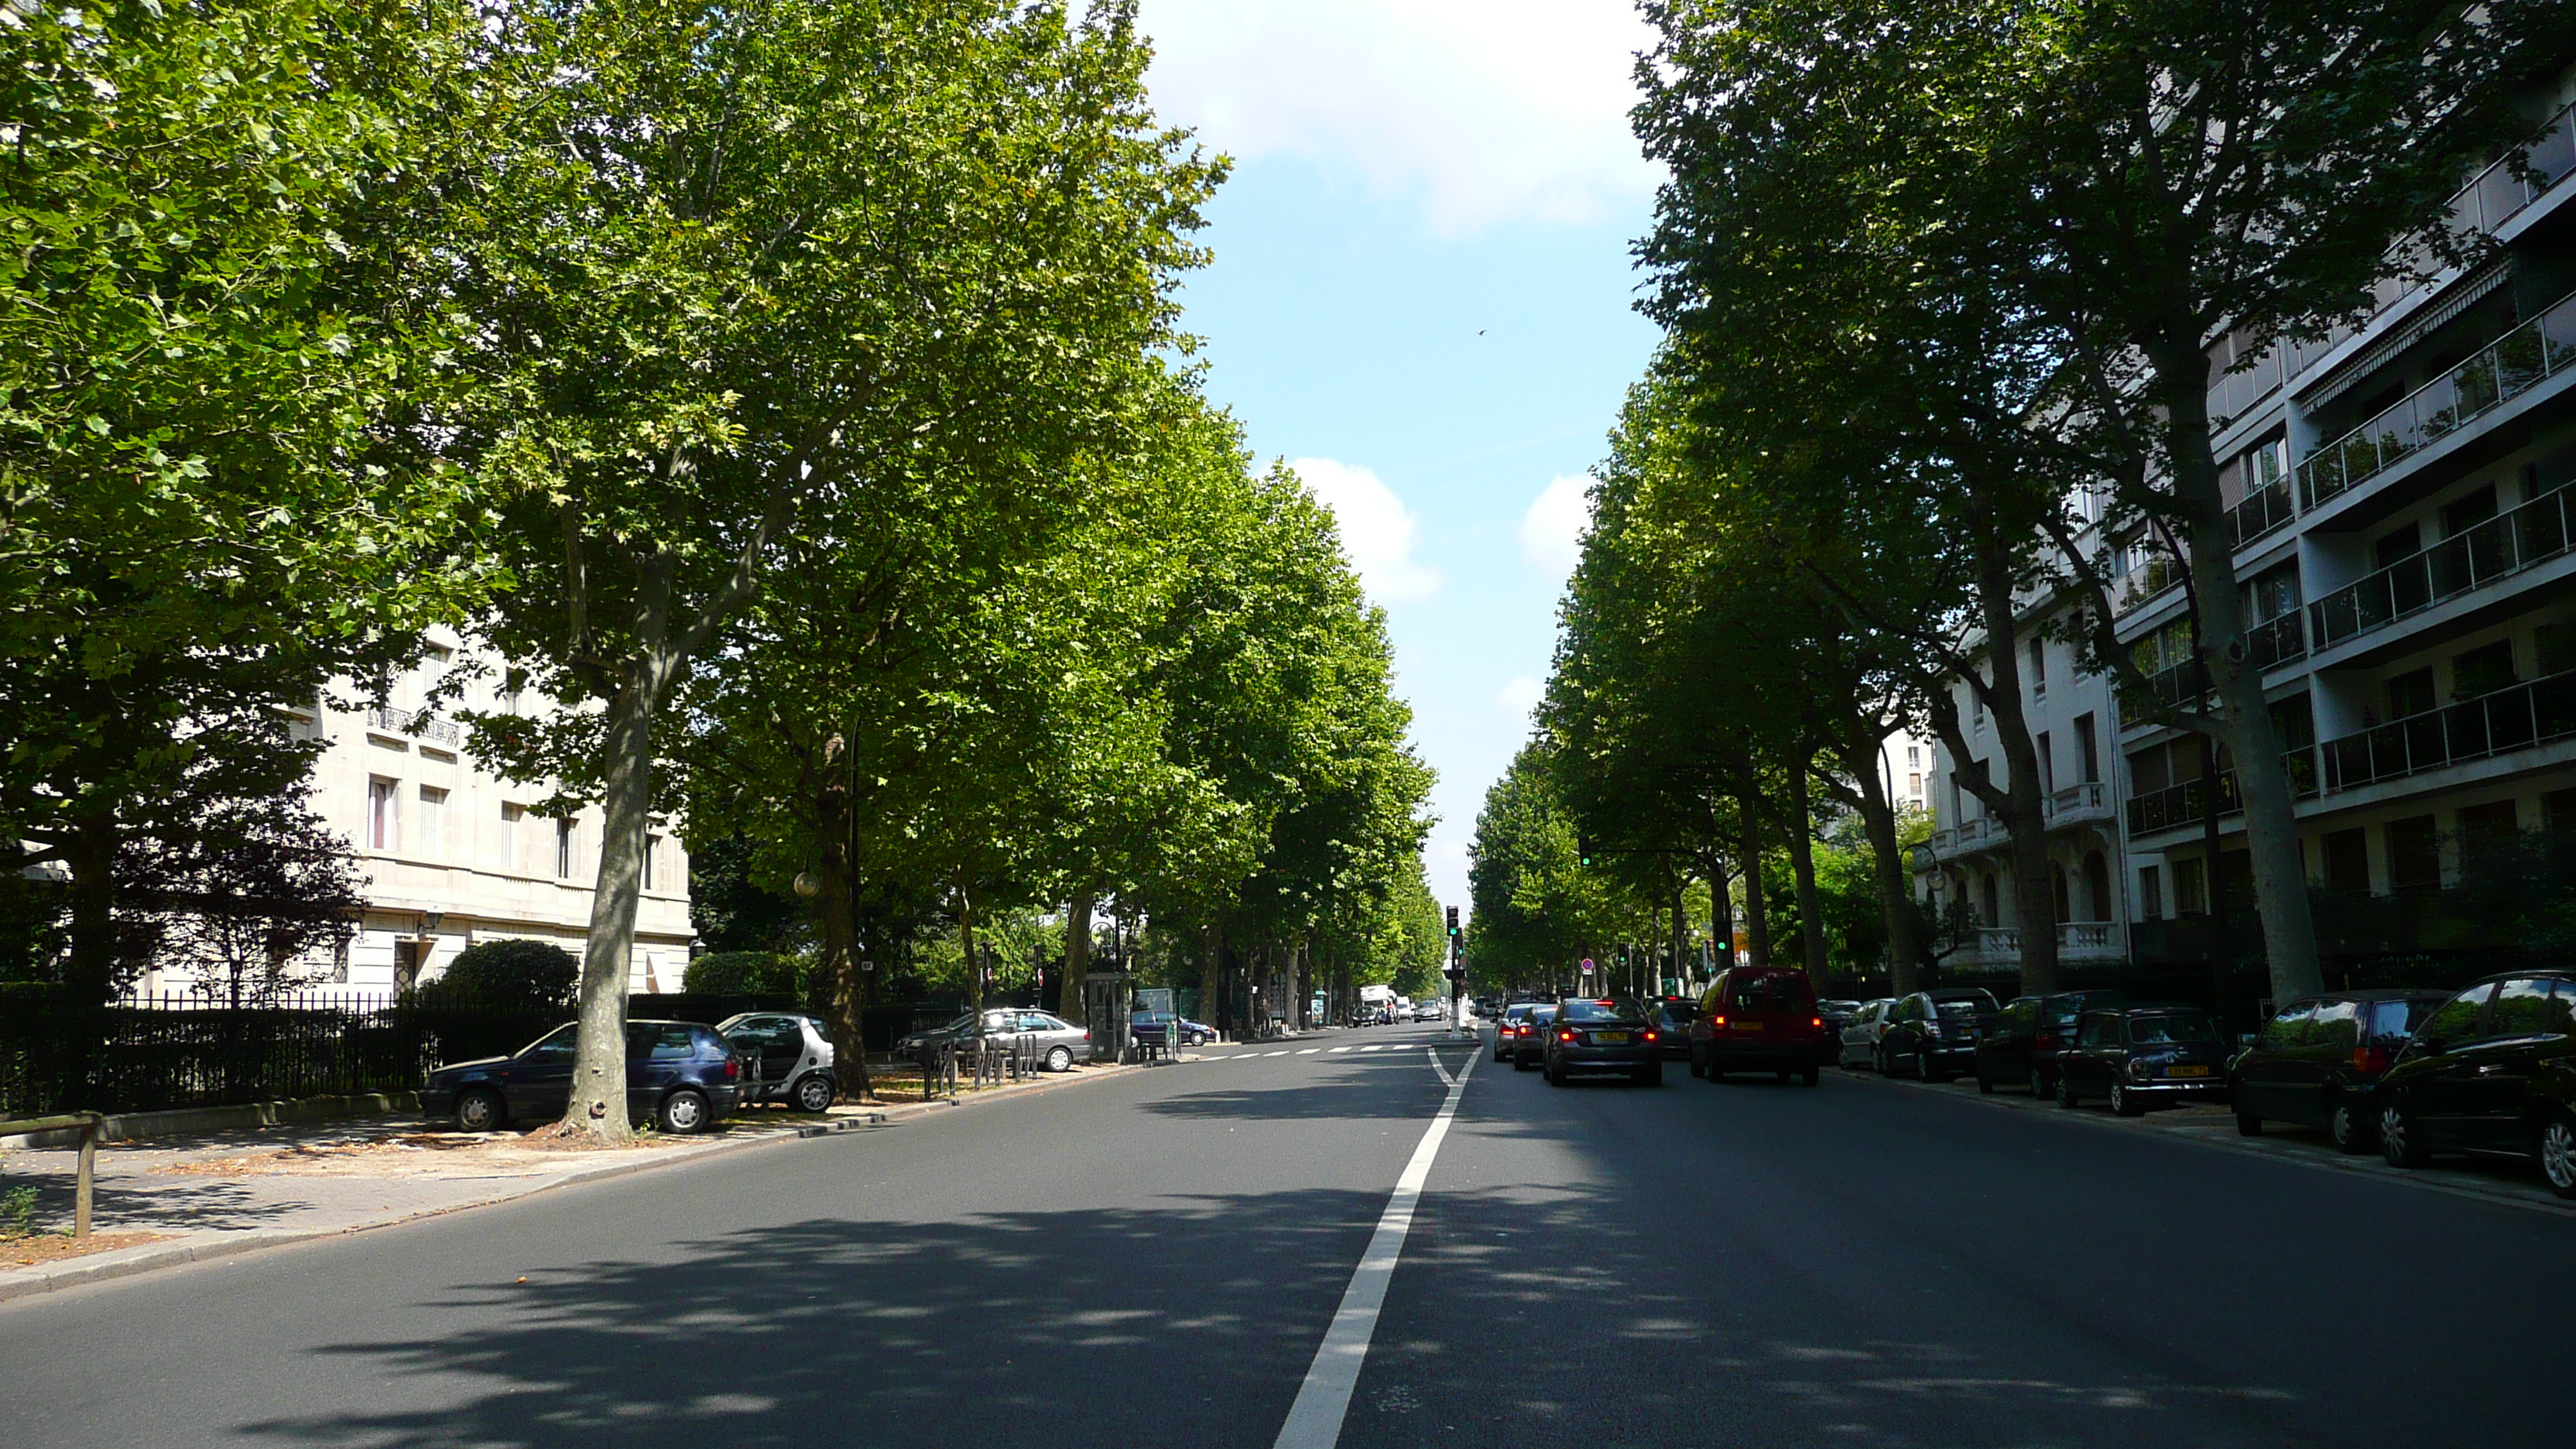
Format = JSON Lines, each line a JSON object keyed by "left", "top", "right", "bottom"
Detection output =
{"left": 1, "top": 1231, "right": 170, "bottom": 1268}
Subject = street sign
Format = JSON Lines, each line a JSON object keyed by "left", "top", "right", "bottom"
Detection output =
{"left": 1579, "top": 957, "right": 1595, "bottom": 977}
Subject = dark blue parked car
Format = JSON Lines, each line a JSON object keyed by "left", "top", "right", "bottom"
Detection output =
{"left": 422, "top": 1019, "right": 742, "bottom": 1134}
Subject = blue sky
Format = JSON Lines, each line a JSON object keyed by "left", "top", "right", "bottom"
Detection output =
{"left": 1140, "top": 1, "right": 1666, "bottom": 913}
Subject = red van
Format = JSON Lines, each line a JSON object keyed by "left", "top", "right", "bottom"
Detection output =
{"left": 1688, "top": 968, "right": 1832, "bottom": 1084}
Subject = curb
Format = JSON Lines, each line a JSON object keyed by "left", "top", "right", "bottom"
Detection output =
{"left": 1840, "top": 1065, "right": 2576, "bottom": 1219}
{"left": 0, "top": 1061, "right": 1139, "bottom": 1307}
{"left": 0, "top": 1092, "right": 424, "bottom": 1150}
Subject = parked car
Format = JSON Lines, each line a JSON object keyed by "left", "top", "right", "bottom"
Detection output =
{"left": 1645, "top": 997, "right": 1698, "bottom": 1060}
{"left": 2228, "top": 990, "right": 2446, "bottom": 1149}
{"left": 2376, "top": 972, "right": 2576, "bottom": 1197}
{"left": 1878, "top": 988, "right": 1999, "bottom": 1081}
{"left": 2054, "top": 1005, "right": 2232, "bottom": 1115}
{"left": 1974, "top": 991, "right": 2129, "bottom": 1096}
{"left": 1540, "top": 997, "right": 1663, "bottom": 1086}
{"left": 716, "top": 1012, "right": 838, "bottom": 1113}
{"left": 1511, "top": 1004, "right": 1560, "bottom": 1071}
{"left": 1689, "top": 968, "right": 1831, "bottom": 1085}
{"left": 1817, "top": 999, "right": 1863, "bottom": 1037}
{"left": 1837, "top": 999, "right": 1896, "bottom": 1070}
{"left": 896, "top": 1008, "right": 1094, "bottom": 1070}
{"left": 423, "top": 1019, "right": 741, "bottom": 1134}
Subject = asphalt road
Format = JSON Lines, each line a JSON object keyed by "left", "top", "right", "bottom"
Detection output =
{"left": 5, "top": 1023, "right": 2574, "bottom": 1448}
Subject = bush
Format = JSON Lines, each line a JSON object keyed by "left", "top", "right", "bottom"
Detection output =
{"left": 432, "top": 939, "right": 578, "bottom": 1009}
{"left": 683, "top": 951, "right": 803, "bottom": 996}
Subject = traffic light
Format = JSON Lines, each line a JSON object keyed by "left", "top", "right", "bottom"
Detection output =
{"left": 1445, "top": 906, "right": 1460, "bottom": 939}
{"left": 1577, "top": 835, "right": 1594, "bottom": 868}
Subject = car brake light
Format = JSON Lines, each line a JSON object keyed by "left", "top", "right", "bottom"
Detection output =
{"left": 1810, "top": 1017, "right": 1821, "bottom": 1029}
{"left": 2036, "top": 1033, "right": 2057, "bottom": 1050}
{"left": 1713, "top": 1015, "right": 1727, "bottom": 1028}
{"left": 724, "top": 1059, "right": 740, "bottom": 1080}
{"left": 2355, "top": 1044, "right": 2391, "bottom": 1074}
{"left": 1559, "top": 1029, "right": 1576, "bottom": 1042}
{"left": 1643, "top": 1029, "right": 1658, "bottom": 1043}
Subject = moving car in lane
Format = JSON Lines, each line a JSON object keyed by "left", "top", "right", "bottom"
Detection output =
{"left": 1838, "top": 999, "right": 1895, "bottom": 1070}
{"left": 1974, "top": 991, "right": 2127, "bottom": 1096}
{"left": 717, "top": 1011, "right": 839, "bottom": 1113}
{"left": 1878, "top": 988, "right": 1999, "bottom": 1081}
{"left": 2376, "top": 973, "right": 2576, "bottom": 1198}
{"left": 1646, "top": 997, "right": 1698, "bottom": 1060}
{"left": 1690, "top": 967, "right": 1831, "bottom": 1085}
{"left": 1512, "top": 1004, "right": 1559, "bottom": 1071}
{"left": 1495, "top": 1002, "right": 1543, "bottom": 1063}
{"left": 423, "top": 1019, "right": 742, "bottom": 1134}
{"left": 1541, "top": 997, "right": 1663, "bottom": 1086}
{"left": 2054, "top": 1005, "right": 2232, "bottom": 1116}
{"left": 2229, "top": 990, "right": 2444, "bottom": 1149}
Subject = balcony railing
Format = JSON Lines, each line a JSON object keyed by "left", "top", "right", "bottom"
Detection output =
{"left": 2307, "top": 486, "right": 2574, "bottom": 653}
{"left": 2244, "top": 609, "right": 2307, "bottom": 671}
{"left": 2112, "top": 552, "right": 2184, "bottom": 615}
{"left": 2447, "top": 99, "right": 2576, "bottom": 241}
{"left": 2320, "top": 668, "right": 2576, "bottom": 792}
{"left": 2142, "top": 658, "right": 2210, "bottom": 710}
{"left": 2227, "top": 477, "right": 2297, "bottom": 549}
{"left": 2044, "top": 781, "right": 2109, "bottom": 821}
{"left": 2297, "top": 290, "right": 2576, "bottom": 511}
{"left": 2125, "top": 748, "right": 2320, "bottom": 835}
{"left": 368, "top": 705, "right": 462, "bottom": 748}
{"left": 1968, "top": 922, "right": 2120, "bottom": 962}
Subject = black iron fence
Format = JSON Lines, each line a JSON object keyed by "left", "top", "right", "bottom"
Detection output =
{"left": 0, "top": 989, "right": 795, "bottom": 1118}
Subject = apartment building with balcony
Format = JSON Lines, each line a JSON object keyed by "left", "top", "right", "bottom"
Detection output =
{"left": 2110, "top": 77, "right": 2576, "bottom": 973}
{"left": 132, "top": 633, "right": 697, "bottom": 998}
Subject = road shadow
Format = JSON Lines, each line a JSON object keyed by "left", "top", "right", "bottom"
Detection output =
{"left": 229, "top": 1187, "right": 1413, "bottom": 1449}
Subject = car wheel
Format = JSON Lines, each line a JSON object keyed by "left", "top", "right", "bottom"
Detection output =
{"left": 793, "top": 1073, "right": 837, "bottom": 1114}
{"left": 1977, "top": 1069, "right": 1995, "bottom": 1095}
{"left": 2056, "top": 1072, "right": 2080, "bottom": 1109}
{"left": 1800, "top": 1066, "right": 1820, "bottom": 1087}
{"left": 2110, "top": 1082, "right": 2145, "bottom": 1117}
{"left": 454, "top": 1087, "right": 505, "bottom": 1133}
{"left": 2540, "top": 1115, "right": 2576, "bottom": 1200}
{"left": 1046, "top": 1046, "right": 1074, "bottom": 1073}
{"left": 2235, "top": 1107, "right": 2264, "bottom": 1136}
{"left": 658, "top": 1088, "right": 713, "bottom": 1136}
{"left": 1544, "top": 1055, "right": 1566, "bottom": 1086}
{"left": 1872, "top": 1046, "right": 1889, "bottom": 1077}
{"left": 2329, "top": 1097, "right": 2373, "bottom": 1154}
{"left": 2029, "top": 1067, "right": 2048, "bottom": 1098}
{"left": 1689, "top": 1048, "right": 1707, "bottom": 1079}
{"left": 2381, "top": 1102, "right": 2429, "bottom": 1169}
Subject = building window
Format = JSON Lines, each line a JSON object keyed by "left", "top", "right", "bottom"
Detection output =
{"left": 2075, "top": 713, "right": 2099, "bottom": 783}
{"left": 1907, "top": 772, "right": 1922, "bottom": 798}
{"left": 2451, "top": 639, "right": 2517, "bottom": 701}
{"left": 1906, "top": 745, "right": 1921, "bottom": 768}
{"left": 2139, "top": 865, "right": 2163, "bottom": 921}
{"left": 2027, "top": 637, "right": 2046, "bottom": 697}
{"left": 2174, "top": 857, "right": 2206, "bottom": 916}
{"left": 2321, "top": 829, "right": 2369, "bottom": 894}
{"left": 556, "top": 818, "right": 576, "bottom": 879}
{"left": 644, "top": 835, "right": 660, "bottom": 892}
{"left": 2036, "top": 731, "right": 2054, "bottom": 794}
{"left": 367, "top": 779, "right": 397, "bottom": 851}
{"left": 418, "top": 786, "right": 447, "bottom": 858}
{"left": 2386, "top": 816, "right": 2440, "bottom": 892}
{"left": 500, "top": 803, "right": 524, "bottom": 869}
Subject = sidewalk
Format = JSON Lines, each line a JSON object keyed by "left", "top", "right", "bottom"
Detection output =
{"left": 0, "top": 1060, "right": 1136, "bottom": 1304}
{"left": 1845, "top": 1065, "right": 2576, "bottom": 1216}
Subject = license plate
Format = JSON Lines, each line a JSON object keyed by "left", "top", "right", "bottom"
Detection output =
{"left": 2167, "top": 1064, "right": 2211, "bottom": 1077}
{"left": 1733, "top": 1022, "right": 1762, "bottom": 1030}
{"left": 1592, "top": 1032, "right": 1627, "bottom": 1043}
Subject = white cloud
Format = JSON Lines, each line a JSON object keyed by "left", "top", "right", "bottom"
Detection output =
{"left": 1518, "top": 474, "right": 1591, "bottom": 577}
{"left": 1139, "top": 0, "right": 1662, "bottom": 235}
{"left": 1293, "top": 457, "right": 1442, "bottom": 602}
{"left": 1496, "top": 675, "right": 1543, "bottom": 720}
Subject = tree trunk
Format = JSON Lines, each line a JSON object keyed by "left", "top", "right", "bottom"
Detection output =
{"left": 1968, "top": 534, "right": 2062, "bottom": 996}
{"left": 1669, "top": 875, "right": 1689, "bottom": 997}
{"left": 958, "top": 887, "right": 981, "bottom": 1016}
{"left": 63, "top": 811, "right": 118, "bottom": 1006}
{"left": 1785, "top": 762, "right": 1831, "bottom": 978}
{"left": 1062, "top": 891, "right": 1094, "bottom": 1028}
{"left": 1738, "top": 789, "right": 1773, "bottom": 968}
{"left": 1844, "top": 745, "right": 1920, "bottom": 995}
{"left": 563, "top": 665, "right": 666, "bottom": 1144}
{"left": 2153, "top": 338, "right": 2324, "bottom": 1005}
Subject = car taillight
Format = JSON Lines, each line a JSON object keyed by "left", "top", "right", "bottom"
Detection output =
{"left": 1810, "top": 1017, "right": 1821, "bottom": 1029}
{"left": 2036, "top": 1033, "right": 2057, "bottom": 1050}
{"left": 1713, "top": 1015, "right": 1727, "bottom": 1028}
{"left": 1643, "top": 1029, "right": 1658, "bottom": 1043}
{"left": 2355, "top": 1044, "right": 2391, "bottom": 1075}
{"left": 724, "top": 1059, "right": 740, "bottom": 1080}
{"left": 1558, "top": 1029, "right": 1575, "bottom": 1042}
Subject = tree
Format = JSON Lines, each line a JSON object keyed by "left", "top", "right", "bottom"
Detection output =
{"left": 117, "top": 794, "right": 365, "bottom": 1006}
{"left": 454, "top": 0, "right": 1221, "bottom": 1139}
{"left": 435, "top": 940, "right": 580, "bottom": 1010}
{"left": 0, "top": 0, "right": 494, "bottom": 1003}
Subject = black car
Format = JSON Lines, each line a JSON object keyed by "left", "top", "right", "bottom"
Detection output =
{"left": 1540, "top": 997, "right": 1663, "bottom": 1086}
{"left": 2054, "top": 1005, "right": 2231, "bottom": 1116}
{"left": 1816, "top": 999, "right": 1863, "bottom": 1037}
{"left": 1974, "top": 990, "right": 2129, "bottom": 1096}
{"left": 1644, "top": 997, "right": 1698, "bottom": 1060}
{"left": 1879, "top": 988, "right": 1999, "bottom": 1081}
{"left": 422, "top": 1019, "right": 742, "bottom": 1134}
{"left": 1511, "top": 1005, "right": 1559, "bottom": 1070}
{"left": 1494, "top": 1002, "right": 1544, "bottom": 1064}
{"left": 2376, "top": 972, "right": 2576, "bottom": 1198}
{"left": 2228, "top": 990, "right": 2445, "bottom": 1150}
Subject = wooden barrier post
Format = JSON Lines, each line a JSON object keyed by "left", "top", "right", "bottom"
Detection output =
{"left": 75, "top": 1115, "right": 97, "bottom": 1238}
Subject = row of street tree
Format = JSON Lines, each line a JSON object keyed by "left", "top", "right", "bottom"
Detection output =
{"left": 2, "top": 0, "right": 1432, "bottom": 1138}
{"left": 1473, "top": 0, "right": 2568, "bottom": 1006}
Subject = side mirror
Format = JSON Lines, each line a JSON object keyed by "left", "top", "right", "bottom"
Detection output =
{"left": 2237, "top": 1033, "right": 2257, "bottom": 1049}
{"left": 2414, "top": 1036, "right": 2446, "bottom": 1057}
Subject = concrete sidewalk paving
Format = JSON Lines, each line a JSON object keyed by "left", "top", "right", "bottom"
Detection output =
{"left": 0, "top": 1059, "right": 1136, "bottom": 1305}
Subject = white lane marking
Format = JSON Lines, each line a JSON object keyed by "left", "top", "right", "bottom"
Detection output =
{"left": 1271, "top": 1047, "right": 1480, "bottom": 1449}
{"left": 1297, "top": 1048, "right": 1321, "bottom": 1055}
{"left": 1266, "top": 1050, "right": 1290, "bottom": 1057}
{"left": 1360, "top": 1045, "right": 1386, "bottom": 1053}
{"left": 1328, "top": 1046, "right": 1351, "bottom": 1053}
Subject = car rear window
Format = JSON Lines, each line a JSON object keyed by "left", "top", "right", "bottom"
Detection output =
{"left": 1658, "top": 1000, "right": 1700, "bottom": 1020}
{"left": 1934, "top": 1000, "right": 1982, "bottom": 1020}
{"left": 1727, "top": 976, "right": 1811, "bottom": 1012}
{"left": 2128, "top": 1014, "right": 2218, "bottom": 1045}
{"left": 1503, "top": 1005, "right": 1535, "bottom": 1023}
{"left": 2367, "top": 999, "right": 2437, "bottom": 1039}
{"left": 1559, "top": 999, "right": 1641, "bottom": 1022}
